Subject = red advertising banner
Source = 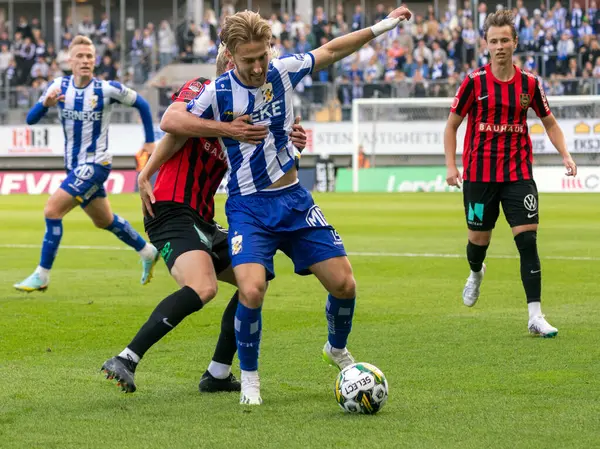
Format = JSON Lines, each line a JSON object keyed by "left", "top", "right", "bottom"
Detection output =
{"left": 0, "top": 170, "right": 138, "bottom": 195}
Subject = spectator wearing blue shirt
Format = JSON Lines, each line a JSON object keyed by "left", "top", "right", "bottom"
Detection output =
{"left": 352, "top": 5, "right": 364, "bottom": 31}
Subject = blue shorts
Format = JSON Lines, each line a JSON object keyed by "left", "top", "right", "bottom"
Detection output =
{"left": 225, "top": 182, "right": 347, "bottom": 280}
{"left": 60, "top": 163, "right": 110, "bottom": 208}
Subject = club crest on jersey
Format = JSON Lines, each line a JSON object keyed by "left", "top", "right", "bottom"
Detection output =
{"left": 261, "top": 83, "right": 274, "bottom": 103}
{"left": 520, "top": 93, "right": 531, "bottom": 109}
{"left": 179, "top": 90, "right": 197, "bottom": 101}
{"left": 89, "top": 95, "right": 98, "bottom": 109}
{"left": 189, "top": 81, "right": 202, "bottom": 92}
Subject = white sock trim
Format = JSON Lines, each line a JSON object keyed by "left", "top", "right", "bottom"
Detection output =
{"left": 528, "top": 301, "right": 542, "bottom": 319}
{"left": 469, "top": 268, "right": 484, "bottom": 278}
{"left": 138, "top": 243, "right": 156, "bottom": 260}
{"left": 241, "top": 370, "right": 259, "bottom": 381}
{"left": 119, "top": 347, "right": 141, "bottom": 364}
{"left": 35, "top": 266, "right": 50, "bottom": 281}
{"left": 208, "top": 361, "right": 231, "bottom": 379}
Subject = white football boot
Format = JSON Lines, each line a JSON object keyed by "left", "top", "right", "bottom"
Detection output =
{"left": 528, "top": 315, "right": 558, "bottom": 338}
{"left": 140, "top": 245, "right": 160, "bottom": 285}
{"left": 463, "top": 263, "right": 486, "bottom": 307}
{"left": 240, "top": 370, "right": 262, "bottom": 405}
{"left": 14, "top": 272, "right": 48, "bottom": 292}
{"left": 322, "top": 341, "right": 355, "bottom": 371}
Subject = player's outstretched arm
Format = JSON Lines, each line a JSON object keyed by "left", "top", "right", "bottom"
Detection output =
{"left": 444, "top": 112, "right": 464, "bottom": 187}
{"left": 130, "top": 94, "right": 156, "bottom": 152}
{"left": 310, "top": 6, "right": 411, "bottom": 72}
{"left": 105, "top": 81, "right": 155, "bottom": 151}
{"left": 541, "top": 114, "right": 577, "bottom": 177}
{"left": 26, "top": 102, "right": 50, "bottom": 125}
{"left": 160, "top": 102, "right": 268, "bottom": 144}
{"left": 138, "top": 133, "right": 187, "bottom": 217}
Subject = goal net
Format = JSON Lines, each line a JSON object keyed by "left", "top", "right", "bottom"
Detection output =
{"left": 350, "top": 95, "right": 600, "bottom": 192}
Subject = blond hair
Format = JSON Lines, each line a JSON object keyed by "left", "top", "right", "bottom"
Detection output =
{"left": 216, "top": 43, "right": 230, "bottom": 76}
{"left": 216, "top": 41, "right": 279, "bottom": 76}
{"left": 483, "top": 10, "right": 518, "bottom": 41}
{"left": 68, "top": 35, "right": 94, "bottom": 52}
{"left": 220, "top": 10, "right": 272, "bottom": 54}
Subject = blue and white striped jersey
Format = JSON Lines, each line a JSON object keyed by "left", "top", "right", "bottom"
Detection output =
{"left": 38, "top": 76, "right": 138, "bottom": 170}
{"left": 186, "top": 53, "right": 314, "bottom": 196}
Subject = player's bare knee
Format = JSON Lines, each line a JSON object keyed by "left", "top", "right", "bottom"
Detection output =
{"left": 93, "top": 216, "right": 113, "bottom": 229}
{"left": 240, "top": 284, "right": 266, "bottom": 308}
{"left": 468, "top": 231, "right": 492, "bottom": 246}
{"left": 331, "top": 275, "right": 357, "bottom": 299}
{"left": 471, "top": 237, "right": 490, "bottom": 246}
{"left": 188, "top": 282, "right": 218, "bottom": 303}
{"left": 43, "top": 203, "right": 63, "bottom": 220}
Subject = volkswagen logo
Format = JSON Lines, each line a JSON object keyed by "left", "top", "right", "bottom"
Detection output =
{"left": 523, "top": 194, "right": 537, "bottom": 211}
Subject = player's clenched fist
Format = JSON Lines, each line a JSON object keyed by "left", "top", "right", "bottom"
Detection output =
{"left": 446, "top": 166, "right": 463, "bottom": 187}
{"left": 290, "top": 116, "right": 307, "bottom": 152}
{"left": 563, "top": 155, "right": 577, "bottom": 177}
{"left": 227, "top": 114, "right": 269, "bottom": 145}
{"left": 42, "top": 88, "right": 65, "bottom": 108}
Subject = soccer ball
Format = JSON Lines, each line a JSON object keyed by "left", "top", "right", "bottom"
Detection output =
{"left": 334, "top": 362, "right": 388, "bottom": 414}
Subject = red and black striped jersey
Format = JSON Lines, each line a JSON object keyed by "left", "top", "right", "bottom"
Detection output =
{"left": 451, "top": 64, "right": 551, "bottom": 183}
{"left": 153, "top": 77, "right": 228, "bottom": 222}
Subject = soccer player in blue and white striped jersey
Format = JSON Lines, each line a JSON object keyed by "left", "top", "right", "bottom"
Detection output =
{"left": 14, "top": 35, "right": 159, "bottom": 293}
{"left": 161, "top": 8, "right": 411, "bottom": 405}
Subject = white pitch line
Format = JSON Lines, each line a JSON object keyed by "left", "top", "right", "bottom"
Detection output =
{"left": 1, "top": 243, "right": 125, "bottom": 251}
{"left": 1, "top": 244, "right": 598, "bottom": 262}
{"left": 346, "top": 252, "right": 600, "bottom": 262}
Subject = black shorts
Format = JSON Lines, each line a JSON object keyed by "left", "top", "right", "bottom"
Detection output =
{"left": 144, "top": 201, "right": 230, "bottom": 274}
{"left": 462, "top": 180, "right": 539, "bottom": 231}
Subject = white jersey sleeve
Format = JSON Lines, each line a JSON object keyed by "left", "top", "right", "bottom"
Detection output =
{"left": 278, "top": 53, "right": 315, "bottom": 89}
{"left": 103, "top": 80, "right": 138, "bottom": 106}
{"left": 186, "top": 82, "right": 217, "bottom": 120}
{"left": 37, "top": 77, "right": 64, "bottom": 104}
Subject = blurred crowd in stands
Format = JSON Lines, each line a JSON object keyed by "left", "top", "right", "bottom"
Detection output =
{"left": 1, "top": 0, "right": 599, "bottom": 105}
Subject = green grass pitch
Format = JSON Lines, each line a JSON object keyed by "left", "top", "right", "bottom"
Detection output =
{"left": 1, "top": 193, "right": 599, "bottom": 448}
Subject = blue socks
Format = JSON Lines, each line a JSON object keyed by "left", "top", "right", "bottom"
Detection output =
{"left": 38, "top": 214, "right": 146, "bottom": 272}
{"left": 39, "top": 218, "right": 63, "bottom": 269}
{"left": 325, "top": 294, "right": 355, "bottom": 349}
{"left": 104, "top": 214, "right": 146, "bottom": 251}
{"left": 235, "top": 302, "right": 262, "bottom": 371}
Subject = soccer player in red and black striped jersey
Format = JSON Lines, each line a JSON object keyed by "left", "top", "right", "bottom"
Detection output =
{"left": 101, "top": 50, "right": 308, "bottom": 393}
{"left": 444, "top": 10, "right": 577, "bottom": 338}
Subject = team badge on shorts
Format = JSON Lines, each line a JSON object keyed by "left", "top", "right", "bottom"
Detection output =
{"left": 231, "top": 234, "right": 243, "bottom": 255}
{"left": 520, "top": 93, "right": 531, "bottom": 109}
